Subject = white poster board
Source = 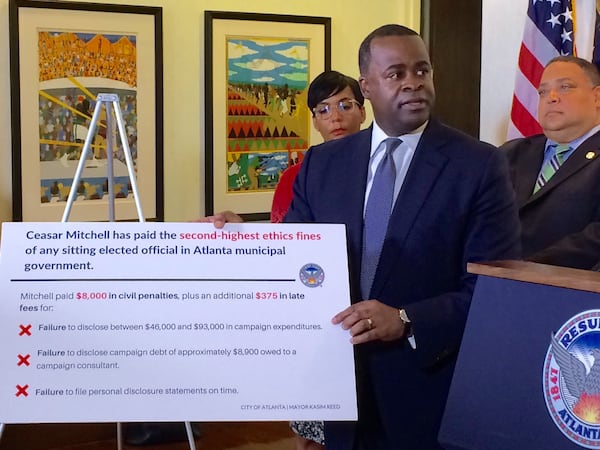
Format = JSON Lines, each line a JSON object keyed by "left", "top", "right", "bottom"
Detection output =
{"left": 0, "top": 222, "right": 357, "bottom": 423}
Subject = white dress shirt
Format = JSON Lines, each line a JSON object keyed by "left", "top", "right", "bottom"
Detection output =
{"left": 364, "top": 120, "right": 427, "bottom": 215}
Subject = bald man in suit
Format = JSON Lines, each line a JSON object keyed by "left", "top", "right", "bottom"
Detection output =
{"left": 285, "top": 24, "right": 521, "bottom": 449}
{"left": 502, "top": 56, "right": 600, "bottom": 270}
{"left": 207, "top": 24, "right": 521, "bottom": 450}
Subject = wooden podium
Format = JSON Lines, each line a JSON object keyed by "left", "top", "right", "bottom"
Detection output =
{"left": 439, "top": 261, "right": 600, "bottom": 450}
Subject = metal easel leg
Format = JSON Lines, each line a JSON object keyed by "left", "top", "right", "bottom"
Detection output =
{"left": 116, "top": 422, "right": 123, "bottom": 450}
{"left": 61, "top": 93, "right": 145, "bottom": 223}
{"left": 58, "top": 95, "right": 193, "bottom": 449}
{"left": 109, "top": 95, "right": 145, "bottom": 222}
{"left": 185, "top": 422, "right": 197, "bottom": 450}
{"left": 59, "top": 93, "right": 145, "bottom": 450}
{"left": 61, "top": 98, "right": 104, "bottom": 222}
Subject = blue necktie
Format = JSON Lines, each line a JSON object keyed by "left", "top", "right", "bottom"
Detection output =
{"left": 533, "top": 144, "right": 571, "bottom": 193}
{"left": 361, "top": 138, "right": 401, "bottom": 299}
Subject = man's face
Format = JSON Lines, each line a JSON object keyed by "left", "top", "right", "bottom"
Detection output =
{"left": 537, "top": 61, "right": 600, "bottom": 143}
{"left": 312, "top": 86, "right": 366, "bottom": 142}
{"left": 359, "top": 35, "right": 435, "bottom": 136}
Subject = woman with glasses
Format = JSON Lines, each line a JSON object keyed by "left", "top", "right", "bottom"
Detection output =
{"left": 271, "top": 72, "right": 365, "bottom": 450}
{"left": 270, "top": 71, "right": 366, "bottom": 224}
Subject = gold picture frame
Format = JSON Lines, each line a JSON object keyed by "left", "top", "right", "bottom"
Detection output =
{"left": 9, "top": 0, "right": 163, "bottom": 221}
{"left": 204, "top": 11, "right": 331, "bottom": 221}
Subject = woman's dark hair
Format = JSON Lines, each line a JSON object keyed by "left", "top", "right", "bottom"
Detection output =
{"left": 307, "top": 70, "right": 364, "bottom": 114}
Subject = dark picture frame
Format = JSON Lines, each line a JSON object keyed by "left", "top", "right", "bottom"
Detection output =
{"left": 204, "top": 11, "right": 331, "bottom": 221}
{"left": 9, "top": 0, "right": 163, "bottom": 221}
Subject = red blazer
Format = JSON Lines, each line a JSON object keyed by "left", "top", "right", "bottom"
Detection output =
{"left": 270, "top": 163, "right": 301, "bottom": 223}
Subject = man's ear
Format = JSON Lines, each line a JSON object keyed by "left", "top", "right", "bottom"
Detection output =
{"left": 593, "top": 85, "right": 600, "bottom": 106}
{"left": 359, "top": 77, "right": 370, "bottom": 99}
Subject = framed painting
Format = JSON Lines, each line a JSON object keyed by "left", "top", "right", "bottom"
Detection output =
{"left": 204, "top": 11, "right": 331, "bottom": 221}
{"left": 9, "top": 0, "right": 163, "bottom": 222}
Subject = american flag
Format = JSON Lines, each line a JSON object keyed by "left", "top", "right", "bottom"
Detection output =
{"left": 508, "top": 0, "right": 577, "bottom": 139}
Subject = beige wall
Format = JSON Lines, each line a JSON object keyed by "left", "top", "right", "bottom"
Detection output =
{"left": 0, "top": 0, "right": 420, "bottom": 223}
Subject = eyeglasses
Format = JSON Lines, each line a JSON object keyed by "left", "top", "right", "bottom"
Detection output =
{"left": 313, "top": 99, "right": 362, "bottom": 119}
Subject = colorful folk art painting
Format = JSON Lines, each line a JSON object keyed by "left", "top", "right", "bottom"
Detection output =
{"left": 226, "top": 36, "right": 310, "bottom": 193}
{"left": 37, "top": 31, "right": 137, "bottom": 204}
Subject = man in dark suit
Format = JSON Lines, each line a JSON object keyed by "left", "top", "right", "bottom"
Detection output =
{"left": 284, "top": 24, "right": 521, "bottom": 449}
{"left": 503, "top": 56, "right": 600, "bottom": 270}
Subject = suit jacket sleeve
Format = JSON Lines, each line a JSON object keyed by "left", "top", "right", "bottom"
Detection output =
{"left": 526, "top": 220, "right": 600, "bottom": 269}
{"left": 285, "top": 126, "right": 522, "bottom": 369}
{"left": 402, "top": 146, "right": 522, "bottom": 368}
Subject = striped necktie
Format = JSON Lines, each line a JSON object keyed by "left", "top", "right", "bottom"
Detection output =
{"left": 533, "top": 144, "right": 571, "bottom": 193}
{"left": 360, "top": 138, "right": 401, "bottom": 299}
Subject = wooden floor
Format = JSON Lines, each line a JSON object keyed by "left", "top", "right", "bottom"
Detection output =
{"left": 0, "top": 422, "right": 296, "bottom": 450}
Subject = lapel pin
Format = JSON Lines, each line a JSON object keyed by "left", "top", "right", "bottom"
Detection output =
{"left": 586, "top": 151, "right": 596, "bottom": 160}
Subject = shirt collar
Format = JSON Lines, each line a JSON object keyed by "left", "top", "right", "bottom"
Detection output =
{"left": 544, "top": 123, "right": 600, "bottom": 153}
{"left": 371, "top": 120, "right": 427, "bottom": 156}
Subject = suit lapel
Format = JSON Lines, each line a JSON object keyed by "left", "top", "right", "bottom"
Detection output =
{"left": 525, "top": 133, "right": 600, "bottom": 207}
{"left": 344, "top": 129, "right": 372, "bottom": 252}
{"left": 512, "top": 136, "right": 545, "bottom": 208}
{"left": 337, "top": 129, "right": 372, "bottom": 299}
{"left": 370, "top": 120, "right": 450, "bottom": 299}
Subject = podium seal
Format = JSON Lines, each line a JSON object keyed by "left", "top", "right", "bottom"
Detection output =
{"left": 543, "top": 309, "right": 600, "bottom": 448}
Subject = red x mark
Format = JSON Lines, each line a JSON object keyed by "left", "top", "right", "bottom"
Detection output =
{"left": 19, "top": 324, "right": 32, "bottom": 336}
{"left": 16, "top": 384, "right": 29, "bottom": 397}
{"left": 17, "top": 354, "right": 31, "bottom": 366}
